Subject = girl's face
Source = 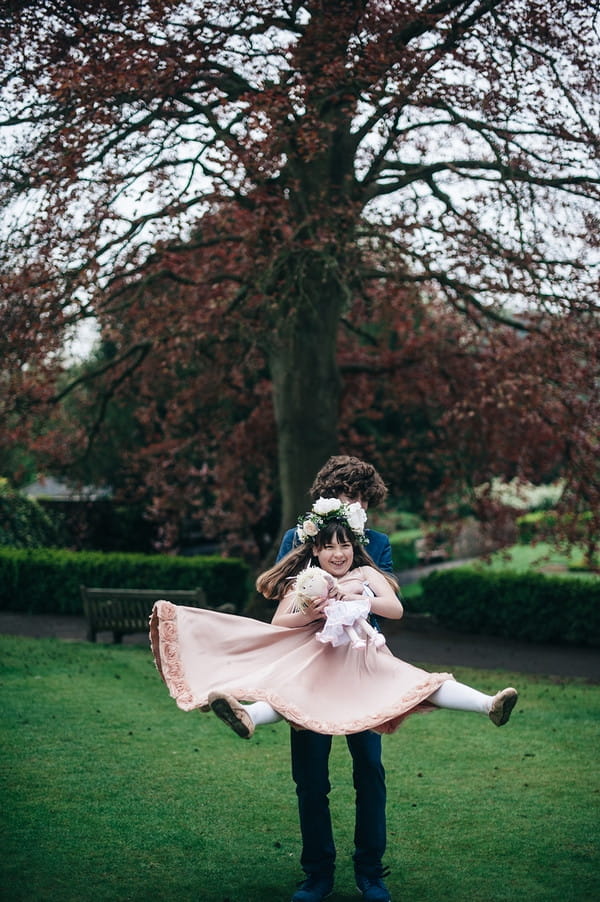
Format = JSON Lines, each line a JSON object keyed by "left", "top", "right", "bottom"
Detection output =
{"left": 313, "top": 536, "right": 354, "bottom": 579}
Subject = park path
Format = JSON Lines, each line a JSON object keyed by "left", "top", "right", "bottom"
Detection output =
{"left": 1, "top": 608, "right": 598, "bottom": 682}
{"left": 2, "top": 554, "right": 598, "bottom": 681}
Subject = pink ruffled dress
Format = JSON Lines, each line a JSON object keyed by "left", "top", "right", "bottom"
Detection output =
{"left": 149, "top": 599, "right": 454, "bottom": 736}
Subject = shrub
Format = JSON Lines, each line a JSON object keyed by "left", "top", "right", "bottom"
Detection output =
{"left": 36, "top": 498, "right": 157, "bottom": 552}
{"left": 517, "top": 510, "right": 596, "bottom": 549}
{"left": 0, "top": 547, "right": 250, "bottom": 615}
{"left": 421, "top": 567, "right": 600, "bottom": 646}
{"left": 0, "top": 490, "right": 60, "bottom": 548}
{"left": 389, "top": 529, "right": 421, "bottom": 570}
{"left": 516, "top": 511, "right": 558, "bottom": 544}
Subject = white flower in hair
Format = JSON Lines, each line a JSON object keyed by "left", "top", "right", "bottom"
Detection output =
{"left": 346, "top": 502, "right": 367, "bottom": 535}
{"left": 313, "top": 496, "right": 343, "bottom": 515}
{"left": 295, "top": 496, "right": 368, "bottom": 545}
{"left": 302, "top": 519, "right": 319, "bottom": 536}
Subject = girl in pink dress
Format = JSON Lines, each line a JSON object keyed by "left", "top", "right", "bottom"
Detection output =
{"left": 150, "top": 498, "right": 518, "bottom": 737}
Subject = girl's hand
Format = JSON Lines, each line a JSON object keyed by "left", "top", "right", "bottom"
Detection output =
{"left": 337, "top": 592, "right": 370, "bottom": 608}
{"left": 336, "top": 575, "right": 365, "bottom": 598}
{"left": 272, "top": 588, "right": 328, "bottom": 627}
{"left": 306, "top": 592, "right": 329, "bottom": 618}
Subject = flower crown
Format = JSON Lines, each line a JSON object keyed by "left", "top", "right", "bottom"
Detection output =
{"left": 296, "top": 497, "right": 368, "bottom": 545}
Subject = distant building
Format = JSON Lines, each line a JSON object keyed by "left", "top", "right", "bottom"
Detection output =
{"left": 24, "top": 476, "right": 112, "bottom": 502}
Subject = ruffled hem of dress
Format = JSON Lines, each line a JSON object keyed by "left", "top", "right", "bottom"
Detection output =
{"left": 215, "top": 673, "right": 454, "bottom": 735}
{"left": 149, "top": 600, "right": 454, "bottom": 734}
{"left": 149, "top": 600, "right": 199, "bottom": 711}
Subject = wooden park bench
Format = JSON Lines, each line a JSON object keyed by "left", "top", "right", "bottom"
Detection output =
{"left": 80, "top": 585, "right": 208, "bottom": 643}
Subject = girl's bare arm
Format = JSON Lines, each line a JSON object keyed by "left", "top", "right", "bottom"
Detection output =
{"left": 338, "top": 567, "right": 404, "bottom": 620}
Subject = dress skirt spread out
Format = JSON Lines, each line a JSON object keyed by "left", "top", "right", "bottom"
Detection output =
{"left": 149, "top": 601, "right": 454, "bottom": 735}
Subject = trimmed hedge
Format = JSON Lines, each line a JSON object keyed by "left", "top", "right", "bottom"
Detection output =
{"left": 0, "top": 547, "right": 250, "bottom": 616}
{"left": 421, "top": 567, "right": 600, "bottom": 647}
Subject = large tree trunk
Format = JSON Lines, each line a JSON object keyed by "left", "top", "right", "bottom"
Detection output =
{"left": 268, "top": 258, "right": 346, "bottom": 535}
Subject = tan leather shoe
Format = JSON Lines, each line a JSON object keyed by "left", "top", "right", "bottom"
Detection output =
{"left": 208, "top": 691, "right": 255, "bottom": 738}
{"left": 489, "top": 687, "right": 518, "bottom": 726}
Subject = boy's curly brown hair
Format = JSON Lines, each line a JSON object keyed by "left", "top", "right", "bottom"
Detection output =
{"left": 309, "top": 455, "right": 388, "bottom": 507}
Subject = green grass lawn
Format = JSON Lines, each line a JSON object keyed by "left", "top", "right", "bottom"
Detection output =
{"left": 473, "top": 542, "right": 599, "bottom": 576}
{"left": 1, "top": 635, "right": 599, "bottom": 901}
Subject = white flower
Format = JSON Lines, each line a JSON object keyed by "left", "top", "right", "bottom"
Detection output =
{"left": 345, "top": 502, "right": 367, "bottom": 534}
{"left": 303, "top": 519, "right": 319, "bottom": 536}
{"left": 313, "top": 496, "right": 343, "bottom": 515}
{"left": 297, "top": 496, "right": 368, "bottom": 545}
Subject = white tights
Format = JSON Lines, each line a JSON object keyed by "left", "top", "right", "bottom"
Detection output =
{"left": 245, "top": 701, "right": 283, "bottom": 726}
{"left": 241, "top": 679, "right": 493, "bottom": 727}
{"left": 427, "top": 679, "right": 494, "bottom": 715}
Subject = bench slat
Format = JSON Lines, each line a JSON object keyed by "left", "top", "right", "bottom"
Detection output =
{"left": 80, "top": 585, "right": 208, "bottom": 643}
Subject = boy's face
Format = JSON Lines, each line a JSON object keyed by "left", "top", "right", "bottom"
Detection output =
{"left": 338, "top": 493, "right": 368, "bottom": 511}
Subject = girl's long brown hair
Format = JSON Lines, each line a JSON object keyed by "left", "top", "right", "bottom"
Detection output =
{"left": 257, "top": 521, "right": 399, "bottom": 601}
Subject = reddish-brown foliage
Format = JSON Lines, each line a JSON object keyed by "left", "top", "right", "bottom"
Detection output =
{"left": 1, "top": 1, "right": 598, "bottom": 557}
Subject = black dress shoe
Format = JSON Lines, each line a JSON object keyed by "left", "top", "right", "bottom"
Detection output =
{"left": 291, "top": 873, "right": 334, "bottom": 901}
{"left": 356, "top": 869, "right": 391, "bottom": 901}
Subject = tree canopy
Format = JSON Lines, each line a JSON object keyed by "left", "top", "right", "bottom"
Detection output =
{"left": 1, "top": 0, "right": 598, "bottom": 556}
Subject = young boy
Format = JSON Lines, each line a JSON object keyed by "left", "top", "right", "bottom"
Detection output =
{"left": 278, "top": 456, "right": 393, "bottom": 902}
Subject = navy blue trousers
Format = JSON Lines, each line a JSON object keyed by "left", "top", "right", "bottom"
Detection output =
{"left": 290, "top": 727, "right": 387, "bottom": 878}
